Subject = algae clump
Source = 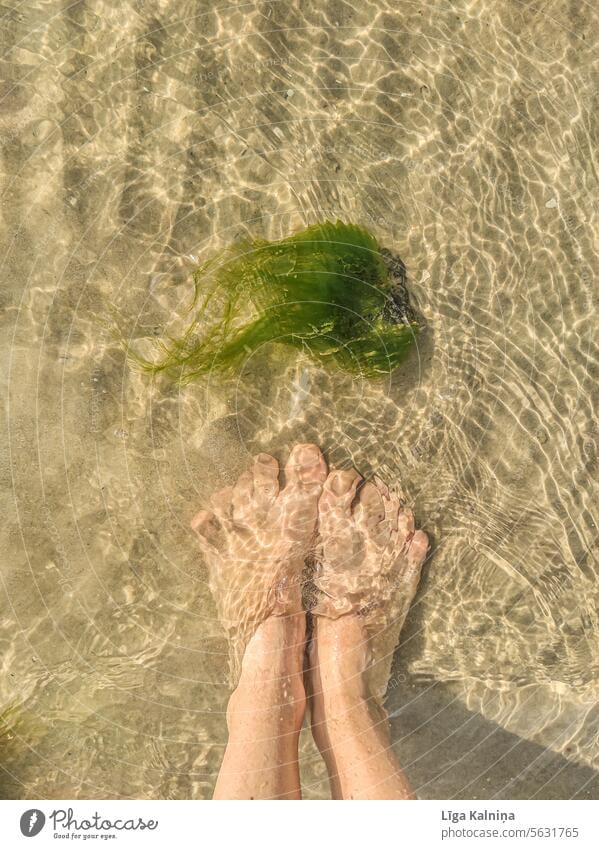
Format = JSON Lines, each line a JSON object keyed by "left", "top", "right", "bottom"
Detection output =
{"left": 136, "top": 220, "right": 419, "bottom": 382}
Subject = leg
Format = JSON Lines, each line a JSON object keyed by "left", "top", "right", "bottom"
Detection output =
{"left": 308, "top": 615, "right": 414, "bottom": 799}
{"left": 191, "top": 443, "right": 328, "bottom": 799}
{"left": 214, "top": 609, "right": 306, "bottom": 800}
{"left": 308, "top": 468, "right": 429, "bottom": 799}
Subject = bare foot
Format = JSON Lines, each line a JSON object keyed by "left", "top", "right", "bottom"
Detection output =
{"left": 305, "top": 469, "right": 428, "bottom": 799}
{"left": 191, "top": 443, "right": 328, "bottom": 683}
{"left": 312, "top": 469, "right": 429, "bottom": 702}
{"left": 213, "top": 610, "right": 308, "bottom": 799}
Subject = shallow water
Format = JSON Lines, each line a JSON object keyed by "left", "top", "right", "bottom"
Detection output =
{"left": 1, "top": 1, "right": 598, "bottom": 799}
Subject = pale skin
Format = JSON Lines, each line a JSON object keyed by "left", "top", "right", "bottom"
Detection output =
{"left": 192, "top": 444, "right": 429, "bottom": 800}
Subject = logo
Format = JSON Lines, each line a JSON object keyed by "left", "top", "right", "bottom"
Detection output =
{"left": 20, "top": 809, "right": 46, "bottom": 837}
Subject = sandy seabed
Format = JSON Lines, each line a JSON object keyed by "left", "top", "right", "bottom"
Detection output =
{"left": 0, "top": 1, "right": 597, "bottom": 799}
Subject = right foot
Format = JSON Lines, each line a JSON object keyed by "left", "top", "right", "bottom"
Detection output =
{"left": 311, "top": 468, "right": 429, "bottom": 702}
{"left": 306, "top": 469, "right": 427, "bottom": 799}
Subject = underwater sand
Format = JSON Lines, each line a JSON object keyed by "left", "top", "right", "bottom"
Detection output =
{"left": 1, "top": 1, "right": 597, "bottom": 798}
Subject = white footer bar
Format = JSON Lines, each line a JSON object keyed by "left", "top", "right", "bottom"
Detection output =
{"left": 0, "top": 799, "right": 596, "bottom": 849}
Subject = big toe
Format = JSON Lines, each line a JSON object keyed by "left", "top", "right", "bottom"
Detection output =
{"left": 284, "top": 443, "right": 328, "bottom": 490}
{"left": 279, "top": 443, "right": 328, "bottom": 541}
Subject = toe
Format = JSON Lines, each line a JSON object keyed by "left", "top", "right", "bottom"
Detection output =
{"left": 374, "top": 476, "right": 400, "bottom": 532}
{"left": 284, "top": 443, "right": 328, "bottom": 491}
{"left": 354, "top": 480, "right": 385, "bottom": 531}
{"left": 231, "top": 470, "right": 254, "bottom": 525}
{"left": 319, "top": 468, "right": 362, "bottom": 527}
{"left": 252, "top": 453, "right": 280, "bottom": 513}
{"left": 191, "top": 509, "right": 222, "bottom": 549}
{"left": 397, "top": 504, "right": 415, "bottom": 545}
{"left": 210, "top": 486, "right": 233, "bottom": 523}
{"left": 407, "top": 529, "right": 429, "bottom": 567}
{"left": 277, "top": 444, "right": 327, "bottom": 542}
{"left": 400, "top": 528, "right": 428, "bottom": 586}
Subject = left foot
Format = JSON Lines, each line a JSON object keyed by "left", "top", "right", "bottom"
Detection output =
{"left": 191, "top": 443, "right": 328, "bottom": 683}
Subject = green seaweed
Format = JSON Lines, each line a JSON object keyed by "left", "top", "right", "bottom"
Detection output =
{"left": 134, "top": 220, "right": 420, "bottom": 382}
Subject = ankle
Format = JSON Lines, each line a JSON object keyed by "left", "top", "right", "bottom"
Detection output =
{"left": 308, "top": 616, "right": 387, "bottom": 755}
{"left": 227, "top": 613, "right": 307, "bottom": 733}
{"left": 227, "top": 683, "right": 306, "bottom": 725}
{"left": 240, "top": 612, "right": 305, "bottom": 677}
{"left": 227, "top": 672, "right": 306, "bottom": 735}
{"left": 311, "top": 615, "right": 372, "bottom": 695}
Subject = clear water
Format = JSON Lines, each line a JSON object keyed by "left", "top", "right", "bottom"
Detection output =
{"left": 1, "top": 1, "right": 597, "bottom": 798}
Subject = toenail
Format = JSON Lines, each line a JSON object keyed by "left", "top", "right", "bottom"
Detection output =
{"left": 330, "top": 472, "right": 351, "bottom": 495}
{"left": 297, "top": 444, "right": 320, "bottom": 465}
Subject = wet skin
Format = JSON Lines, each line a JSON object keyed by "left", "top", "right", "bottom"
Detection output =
{"left": 192, "top": 443, "right": 428, "bottom": 799}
